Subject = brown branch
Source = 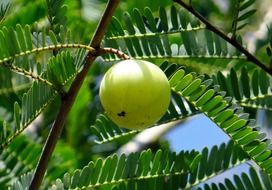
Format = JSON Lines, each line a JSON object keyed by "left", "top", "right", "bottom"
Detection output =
{"left": 173, "top": 0, "right": 272, "bottom": 76}
{"left": 28, "top": 0, "right": 120, "bottom": 189}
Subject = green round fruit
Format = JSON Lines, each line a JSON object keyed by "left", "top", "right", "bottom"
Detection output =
{"left": 99, "top": 60, "right": 171, "bottom": 130}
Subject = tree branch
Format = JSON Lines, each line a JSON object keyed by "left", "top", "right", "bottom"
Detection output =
{"left": 173, "top": 0, "right": 272, "bottom": 75}
{"left": 29, "top": 0, "right": 120, "bottom": 189}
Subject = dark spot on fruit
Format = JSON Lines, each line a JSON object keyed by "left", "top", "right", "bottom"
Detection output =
{"left": 117, "top": 111, "right": 126, "bottom": 117}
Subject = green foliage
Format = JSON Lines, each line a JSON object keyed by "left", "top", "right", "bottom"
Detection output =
{"left": 231, "top": 0, "right": 256, "bottom": 37}
{"left": 46, "top": 0, "right": 67, "bottom": 33}
{"left": 20, "top": 82, "right": 58, "bottom": 133}
{"left": 49, "top": 149, "right": 200, "bottom": 189}
{"left": 214, "top": 68, "right": 272, "bottom": 110}
{"left": 198, "top": 167, "right": 272, "bottom": 190}
{"left": 46, "top": 51, "right": 77, "bottom": 90}
{"left": 0, "top": 2, "right": 9, "bottom": 24}
{"left": 0, "top": 24, "right": 91, "bottom": 150}
{"left": 10, "top": 172, "right": 33, "bottom": 190}
{"left": 1, "top": 0, "right": 272, "bottom": 190}
{"left": 12, "top": 141, "right": 263, "bottom": 190}
{"left": 103, "top": 5, "right": 247, "bottom": 74}
{"left": 0, "top": 1, "right": 47, "bottom": 27}
{"left": 266, "top": 27, "right": 272, "bottom": 68}
{"left": 169, "top": 67, "right": 272, "bottom": 176}
{"left": 0, "top": 134, "right": 78, "bottom": 189}
{"left": 0, "top": 135, "right": 40, "bottom": 189}
{"left": 90, "top": 114, "right": 137, "bottom": 144}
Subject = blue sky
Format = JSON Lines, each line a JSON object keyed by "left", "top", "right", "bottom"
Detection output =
{"left": 164, "top": 114, "right": 230, "bottom": 152}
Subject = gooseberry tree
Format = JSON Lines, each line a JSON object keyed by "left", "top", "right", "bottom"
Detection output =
{"left": 0, "top": 0, "right": 272, "bottom": 189}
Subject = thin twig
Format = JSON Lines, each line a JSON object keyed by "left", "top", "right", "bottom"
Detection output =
{"left": 29, "top": 0, "right": 120, "bottom": 189}
{"left": 173, "top": 0, "right": 272, "bottom": 76}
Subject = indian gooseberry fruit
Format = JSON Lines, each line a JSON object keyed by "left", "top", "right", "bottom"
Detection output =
{"left": 99, "top": 59, "right": 171, "bottom": 130}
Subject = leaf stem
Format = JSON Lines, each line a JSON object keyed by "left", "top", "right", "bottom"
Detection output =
{"left": 173, "top": 0, "right": 272, "bottom": 75}
{"left": 97, "top": 47, "right": 130, "bottom": 60}
{"left": 29, "top": 0, "right": 120, "bottom": 189}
